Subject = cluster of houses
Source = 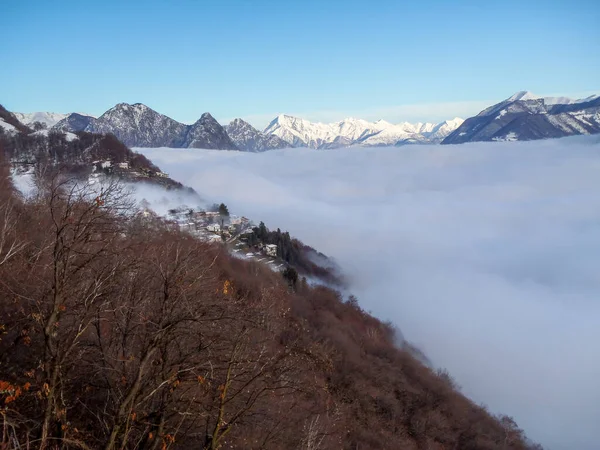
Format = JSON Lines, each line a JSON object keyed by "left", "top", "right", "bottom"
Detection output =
{"left": 162, "top": 207, "right": 281, "bottom": 262}
{"left": 90, "top": 159, "right": 169, "bottom": 180}
{"left": 166, "top": 207, "right": 249, "bottom": 240}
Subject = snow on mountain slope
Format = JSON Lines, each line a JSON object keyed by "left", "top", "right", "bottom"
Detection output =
{"left": 0, "top": 105, "right": 31, "bottom": 134}
{"left": 182, "top": 113, "right": 238, "bottom": 150}
{"left": 0, "top": 119, "right": 17, "bottom": 133}
{"left": 31, "top": 129, "right": 78, "bottom": 142}
{"left": 506, "top": 90, "right": 539, "bottom": 102}
{"left": 86, "top": 103, "right": 189, "bottom": 148}
{"left": 53, "top": 113, "right": 97, "bottom": 133}
{"left": 14, "top": 112, "right": 69, "bottom": 128}
{"left": 52, "top": 103, "right": 238, "bottom": 150}
{"left": 264, "top": 115, "right": 463, "bottom": 148}
{"left": 359, "top": 127, "right": 415, "bottom": 146}
{"left": 443, "top": 91, "right": 600, "bottom": 144}
{"left": 263, "top": 115, "right": 337, "bottom": 148}
{"left": 226, "top": 118, "right": 289, "bottom": 151}
{"left": 426, "top": 118, "right": 465, "bottom": 140}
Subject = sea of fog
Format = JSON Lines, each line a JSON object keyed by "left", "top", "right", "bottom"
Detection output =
{"left": 137, "top": 135, "right": 600, "bottom": 450}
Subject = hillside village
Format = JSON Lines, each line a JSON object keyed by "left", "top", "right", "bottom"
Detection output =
{"left": 158, "top": 205, "right": 288, "bottom": 271}
{"left": 142, "top": 202, "right": 341, "bottom": 287}
{"left": 88, "top": 158, "right": 171, "bottom": 186}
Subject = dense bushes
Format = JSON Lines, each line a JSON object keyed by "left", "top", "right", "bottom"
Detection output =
{"left": 0, "top": 154, "right": 540, "bottom": 449}
{"left": 247, "top": 221, "right": 342, "bottom": 284}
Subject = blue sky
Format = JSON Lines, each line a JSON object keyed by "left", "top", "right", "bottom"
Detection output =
{"left": 2, "top": 0, "right": 599, "bottom": 128}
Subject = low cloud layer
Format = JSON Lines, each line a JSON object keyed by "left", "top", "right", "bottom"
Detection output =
{"left": 138, "top": 135, "right": 600, "bottom": 450}
{"left": 126, "top": 182, "right": 205, "bottom": 216}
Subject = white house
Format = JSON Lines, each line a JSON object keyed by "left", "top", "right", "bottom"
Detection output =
{"left": 265, "top": 244, "right": 277, "bottom": 257}
{"left": 117, "top": 162, "right": 129, "bottom": 169}
{"left": 206, "top": 223, "right": 221, "bottom": 233}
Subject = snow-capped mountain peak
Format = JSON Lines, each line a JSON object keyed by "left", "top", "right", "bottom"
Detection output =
{"left": 182, "top": 112, "right": 238, "bottom": 150}
{"left": 507, "top": 91, "right": 539, "bottom": 102}
{"left": 264, "top": 115, "right": 464, "bottom": 148}
{"left": 374, "top": 119, "right": 394, "bottom": 128}
{"left": 14, "top": 112, "right": 68, "bottom": 128}
{"left": 84, "top": 102, "right": 188, "bottom": 147}
{"left": 226, "top": 118, "right": 290, "bottom": 152}
{"left": 443, "top": 91, "right": 600, "bottom": 144}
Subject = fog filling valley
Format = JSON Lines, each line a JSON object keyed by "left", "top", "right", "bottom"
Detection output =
{"left": 138, "top": 136, "right": 600, "bottom": 450}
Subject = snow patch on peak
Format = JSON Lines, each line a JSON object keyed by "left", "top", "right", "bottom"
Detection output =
{"left": 446, "top": 117, "right": 464, "bottom": 126}
{"left": 31, "top": 129, "right": 78, "bottom": 142}
{"left": 14, "top": 112, "right": 69, "bottom": 128}
{"left": 374, "top": 119, "right": 394, "bottom": 127}
{"left": 199, "top": 112, "right": 217, "bottom": 122}
{"left": 507, "top": 91, "right": 539, "bottom": 102}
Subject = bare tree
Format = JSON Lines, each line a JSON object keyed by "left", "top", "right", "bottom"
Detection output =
{"left": 30, "top": 175, "right": 132, "bottom": 449}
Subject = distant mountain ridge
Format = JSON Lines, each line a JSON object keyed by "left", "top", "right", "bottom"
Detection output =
{"left": 15, "top": 90, "right": 600, "bottom": 151}
{"left": 443, "top": 91, "right": 600, "bottom": 144}
{"left": 263, "top": 115, "right": 464, "bottom": 148}
{"left": 226, "top": 118, "right": 290, "bottom": 152}
{"left": 44, "top": 103, "right": 463, "bottom": 151}
{"left": 51, "top": 103, "right": 238, "bottom": 150}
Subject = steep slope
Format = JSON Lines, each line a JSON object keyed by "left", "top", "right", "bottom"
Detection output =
{"left": 13, "top": 112, "right": 69, "bottom": 128}
{"left": 0, "top": 104, "right": 542, "bottom": 447}
{"left": 265, "top": 114, "right": 463, "bottom": 148}
{"left": 53, "top": 112, "right": 97, "bottom": 133}
{"left": 226, "top": 118, "right": 290, "bottom": 151}
{"left": 0, "top": 104, "right": 31, "bottom": 134}
{"left": 183, "top": 113, "right": 238, "bottom": 150}
{"left": 0, "top": 155, "right": 541, "bottom": 448}
{"left": 86, "top": 103, "right": 188, "bottom": 147}
{"left": 442, "top": 91, "right": 600, "bottom": 144}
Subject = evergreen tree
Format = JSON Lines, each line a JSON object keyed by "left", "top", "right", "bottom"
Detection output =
{"left": 218, "top": 203, "right": 229, "bottom": 217}
{"left": 282, "top": 267, "right": 298, "bottom": 289}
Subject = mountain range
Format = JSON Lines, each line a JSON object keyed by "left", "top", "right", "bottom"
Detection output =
{"left": 52, "top": 103, "right": 238, "bottom": 150}
{"left": 14, "top": 112, "right": 73, "bottom": 128}
{"left": 8, "top": 91, "right": 600, "bottom": 150}
{"left": 264, "top": 115, "right": 464, "bottom": 148}
{"left": 41, "top": 103, "right": 465, "bottom": 151}
{"left": 442, "top": 91, "right": 600, "bottom": 144}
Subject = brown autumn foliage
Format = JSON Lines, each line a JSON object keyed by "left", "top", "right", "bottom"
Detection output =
{"left": 0, "top": 153, "right": 541, "bottom": 449}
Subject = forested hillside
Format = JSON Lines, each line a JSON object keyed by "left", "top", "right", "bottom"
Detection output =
{"left": 0, "top": 137, "right": 542, "bottom": 449}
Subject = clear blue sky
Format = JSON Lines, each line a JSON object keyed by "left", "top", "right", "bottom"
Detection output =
{"left": 2, "top": 0, "right": 599, "bottom": 128}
